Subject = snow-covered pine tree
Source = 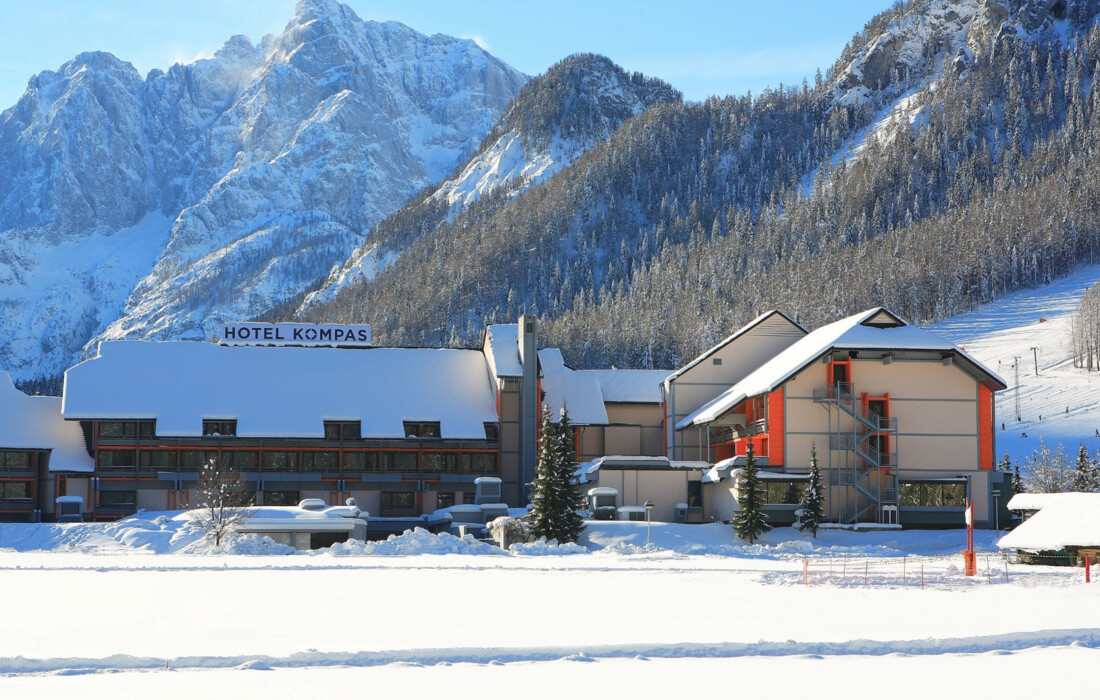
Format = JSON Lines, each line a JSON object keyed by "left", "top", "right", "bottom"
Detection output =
{"left": 999, "top": 450, "right": 1013, "bottom": 473}
{"left": 732, "top": 441, "right": 771, "bottom": 544}
{"left": 797, "top": 443, "right": 825, "bottom": 537}
{"left": 1013, "top": 462, "right": 1023, "bottom": 495}
{"left": 528, "top": 405, "right": 586, "bottom": 544}
{"left": 1072, "top": 443, "right": 1100, "bottom": 492}
{"left": 1023, "top": 437, "right": 1073, "bottom": 493}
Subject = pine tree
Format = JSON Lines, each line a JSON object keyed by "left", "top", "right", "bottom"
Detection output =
{"left": 1072, "top": 443, "right": 1099, "bottom": 492}
{"left": 528, "top": 405, "right": 586, "bottom": 544}
{"left": 1013, "top": 462, "right": 1023, "bottom": 495}
{"left": 732, "top": 441, "right": 771, "bottom": 544}
{"left": 797, "top": 443, "right": 825, "bottom": 537}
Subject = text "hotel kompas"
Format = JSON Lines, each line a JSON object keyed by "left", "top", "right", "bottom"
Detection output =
{"left": 220, "top": 322, "right": 372, "bottom": 348}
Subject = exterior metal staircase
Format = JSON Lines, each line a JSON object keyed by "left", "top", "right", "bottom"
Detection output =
{"left": 812, "top": 381, "right": 899, "bottom": 524}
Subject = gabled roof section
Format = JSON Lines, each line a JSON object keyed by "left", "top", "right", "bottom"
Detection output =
{"left": 483, "top": 323, "right": 522, "bottom": 382}
{"left": 678, "top": 307, "right": 1007, "bottom": 430}
{"left": 664, "top": 310, "right": 807, "bottom": 389}
{"left": 63, "top": 341, "right": 499, "bottom": 440}
{"left": 0, "top": 372, "right": 92, "bottom": 473}
{"left": 582, "top": 369, "right": 671, "bottom": 403}
{"left": 861, "top": 308, "right": 906, "bottom": 328}
{"left": 537, "top": 349, "right": 608, "bottom": 425}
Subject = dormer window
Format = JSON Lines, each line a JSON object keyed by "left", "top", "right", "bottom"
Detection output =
{"left": 484, "top": 422, "right": 500, "bottom": 441}
{"left": 403, "top": 421, "right": 441, "bottom": 439}
{"left": 202, "top": 420, "right": 237, "bottom": 437}
{"left": 324, "top": 421, "right": 362, "bottom": 440}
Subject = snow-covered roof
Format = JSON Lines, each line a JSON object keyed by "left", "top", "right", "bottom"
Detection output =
{"left": 997, "top": 493, "right": 1100, "bottom": 550}
{"left": 537, "top": 348, "right": 608, "bottom": 425}
{"left": 483, "top": 324, "right": 523, "bottom": 381}
{"left": 586, "top": 455, "right": 710, "bottom": 473}
{"left": 63, "top": 341, "right": 499, "bottom": 440}
{"left": 0, "top": 372, "right": 92, "bottom": 473}
{"left": 703, "top": 455, "right": 771, "bottom": 483}
{"left": 583, "top": 369, "right": 671, "bottom": 403}
{"left": 678, "top": 307, "right": 1006, "bottom": 429}
{"left": 664, "top": 310, "right": 805, "bottom": 389}
{"left": 1006, "top": 493, "right": 1057, "bottom": 511}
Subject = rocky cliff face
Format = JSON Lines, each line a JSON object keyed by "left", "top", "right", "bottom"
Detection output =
{"left": 302, "top": 54, "right": 680, "bottom": 310}
{"left": 0, "top": 0, "right": 526, "bottom": 383}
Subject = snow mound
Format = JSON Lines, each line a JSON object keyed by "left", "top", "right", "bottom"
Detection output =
{"left": 509, "top": 537, "right": 588, "bottom": 555}
{"left": 323, "top": 528, "right": 504, "bottom": 556}
{"left": 180, "top": 533, "right": 297, "bottom": 556}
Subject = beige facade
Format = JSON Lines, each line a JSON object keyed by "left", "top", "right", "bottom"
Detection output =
{"left": 665, "top": 312, "right": 805, "bottom": 461}
{"left": 578, "top": 403, "right": 664, "bottom": 462}
{"left": 590, "top": 467, "right": 704, "bottom": 522}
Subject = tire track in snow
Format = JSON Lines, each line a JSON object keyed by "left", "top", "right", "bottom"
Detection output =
{"left": 3, "top": 628, "right": 1098, "bottom": 676}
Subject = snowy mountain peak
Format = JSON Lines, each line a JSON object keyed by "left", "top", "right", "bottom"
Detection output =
{"left": 0, "top": 2, "right": 527, "bottom": 385}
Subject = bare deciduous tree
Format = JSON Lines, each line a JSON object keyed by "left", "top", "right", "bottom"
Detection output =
{"left": 191, "top": 456, "right": 255, "bottom": 547}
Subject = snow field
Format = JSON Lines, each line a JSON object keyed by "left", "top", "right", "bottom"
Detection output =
{"left": 6, "top": 647, "right": 1099, "bottom": 700}
{"left": 1, "top": 517, "right": 1097, "bottom": 697}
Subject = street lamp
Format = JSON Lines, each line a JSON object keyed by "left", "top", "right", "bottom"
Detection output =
{"left": 644, "top": 500, "right": 654, "bottom": 546}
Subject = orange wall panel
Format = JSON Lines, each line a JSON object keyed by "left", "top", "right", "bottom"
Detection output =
{"left": 979, "top": 384, "right": 993, "bottom": 470}
{"left": 768, "top": 387, "right": 785, "bottom": 467}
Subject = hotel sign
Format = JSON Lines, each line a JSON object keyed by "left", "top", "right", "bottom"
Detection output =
{"left": 220, "top": 322, "right": 372, "bottom": 348}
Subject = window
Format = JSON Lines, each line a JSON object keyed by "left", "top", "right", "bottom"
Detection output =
{"left": 139, "top": 451, "right": 176, "bottom": 468}
{"left": 484, "top": 422, "right": 500, "bottom": 441}
{"left": 384, "top": 452, "right": 418, "bottom": 473}
{"left": 712, "top": 357, "right": 722, "bottom": 366}
{"left": 0, "top": 452, "right": 31, "bottom": 470}
{"left": 324, "top": 421, "right": 362, "bottom": 440}
{"left": 423, "top": 453, "right": 457, "bottom": 474}
{"left": 460, "top": 453, "right": 497, "bottom": 474}
{"left": 99, "top": 490, "right": 136, "bottom": 507}
{"left": 687, "top": 481, "right": 703, "bottom": 508}
{"left": 265, "top": 490, "right": 300, "bottom": 506}
{"left": 224, "top": 451, "right": 258, "bottom": 470}
{"left": 341, "top": 452, "right": 378, "bottom": 472}
{"left": 202, "top": 420, "right": 237, "bottom": 437}
{"left": 763, "top": 480, "right": 806, "bottom": 505}
{"left": 899, "top": 481, "right": 967, "bottom": 508}
{"left": 181, "top": 450, "right": 217, "bottom": 470}
{"left": 403, "top": 421, "right": 441, "bottom": 439}
{"left": 436, "top": 492, "right": 456, "bottom": 509}
{"left": 262, "top": 451, "right": 298, "bottom": 471}
{"left": 302, "top": 451, "right": 338, "bottom": 471}
{"left": 382, "top": 491, "right": 416, "bottom": 510}
{"left": 98, "top": 421, "right": 155, "bottom": 438}
{"left": 0, "top": 481, "right": 29, "bottom": 499}
{"left": 97, "top": 449, "right": 136, "bottom": 468}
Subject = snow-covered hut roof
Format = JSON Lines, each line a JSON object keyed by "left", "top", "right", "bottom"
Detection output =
{"left": 537, "top": 348, "right": 608, "bottom": 425}
{"left": 678, "top": 308, "right": 1006, "bottom": 430}
{"left": 63, "top": 341, "right": 499, "bottom": 440}
{"left": 997, "top": 493, "right": 1100, "bottom": 550}
{"left": 583, "top": 369, "right": 671, "bottom": 403}
{"left": 702, "top": 454, "right": 771, "bottom": 483}
{"left": 1006, "top": 493, "right": 1057, "bottom": 511}
{"left": 0, "top": 372, "right": 92, "bottom": 473}
{"left": 663, "top": 310, "right": 806, "bottom": 389}
{"left": 483, "top": 323, "right": 522, "bottom": 382}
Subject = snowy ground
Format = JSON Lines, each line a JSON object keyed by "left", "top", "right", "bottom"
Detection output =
{"left": 0, "top": 515, "right": 1097, "bottom": 697}
{"left": 930, "top": 263, "right": 1100, "bottom": 464}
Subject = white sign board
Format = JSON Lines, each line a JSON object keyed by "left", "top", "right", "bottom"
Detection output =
{"left": 220, "top": 322, "right": 372, "bottom": 348}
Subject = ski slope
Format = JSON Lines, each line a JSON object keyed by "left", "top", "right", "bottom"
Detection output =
{"left": 930, "top": 263, "right": 1100, "bottom": 464}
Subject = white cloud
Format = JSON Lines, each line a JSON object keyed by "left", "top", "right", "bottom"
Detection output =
{"left": 461, "top": 34, "right": 490, "bottom": 51}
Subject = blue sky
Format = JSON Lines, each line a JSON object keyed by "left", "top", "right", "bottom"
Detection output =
{"left": 1, "top": 0, "right": 894, "bottom": 109}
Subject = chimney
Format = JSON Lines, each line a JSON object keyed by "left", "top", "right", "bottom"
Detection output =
{"left": 518, "top": 315, "right": 538, "bottom": 503}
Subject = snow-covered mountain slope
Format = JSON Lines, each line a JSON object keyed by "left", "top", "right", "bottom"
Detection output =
{"left": 301, "top": 54, "right": 679, "bottom": 310}
{"left": 0, "top": 0, "right": 526, "bottom": 383}
{"left": 930, "top": 263, "right": 1100, "bottom": 464}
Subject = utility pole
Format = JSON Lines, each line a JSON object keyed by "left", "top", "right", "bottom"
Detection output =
{"left": 1013, "top": 356, "right": 1021, "bottom": 422}
{"left": 1029, "top": 346, "right": 1039, "bottom": 376}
